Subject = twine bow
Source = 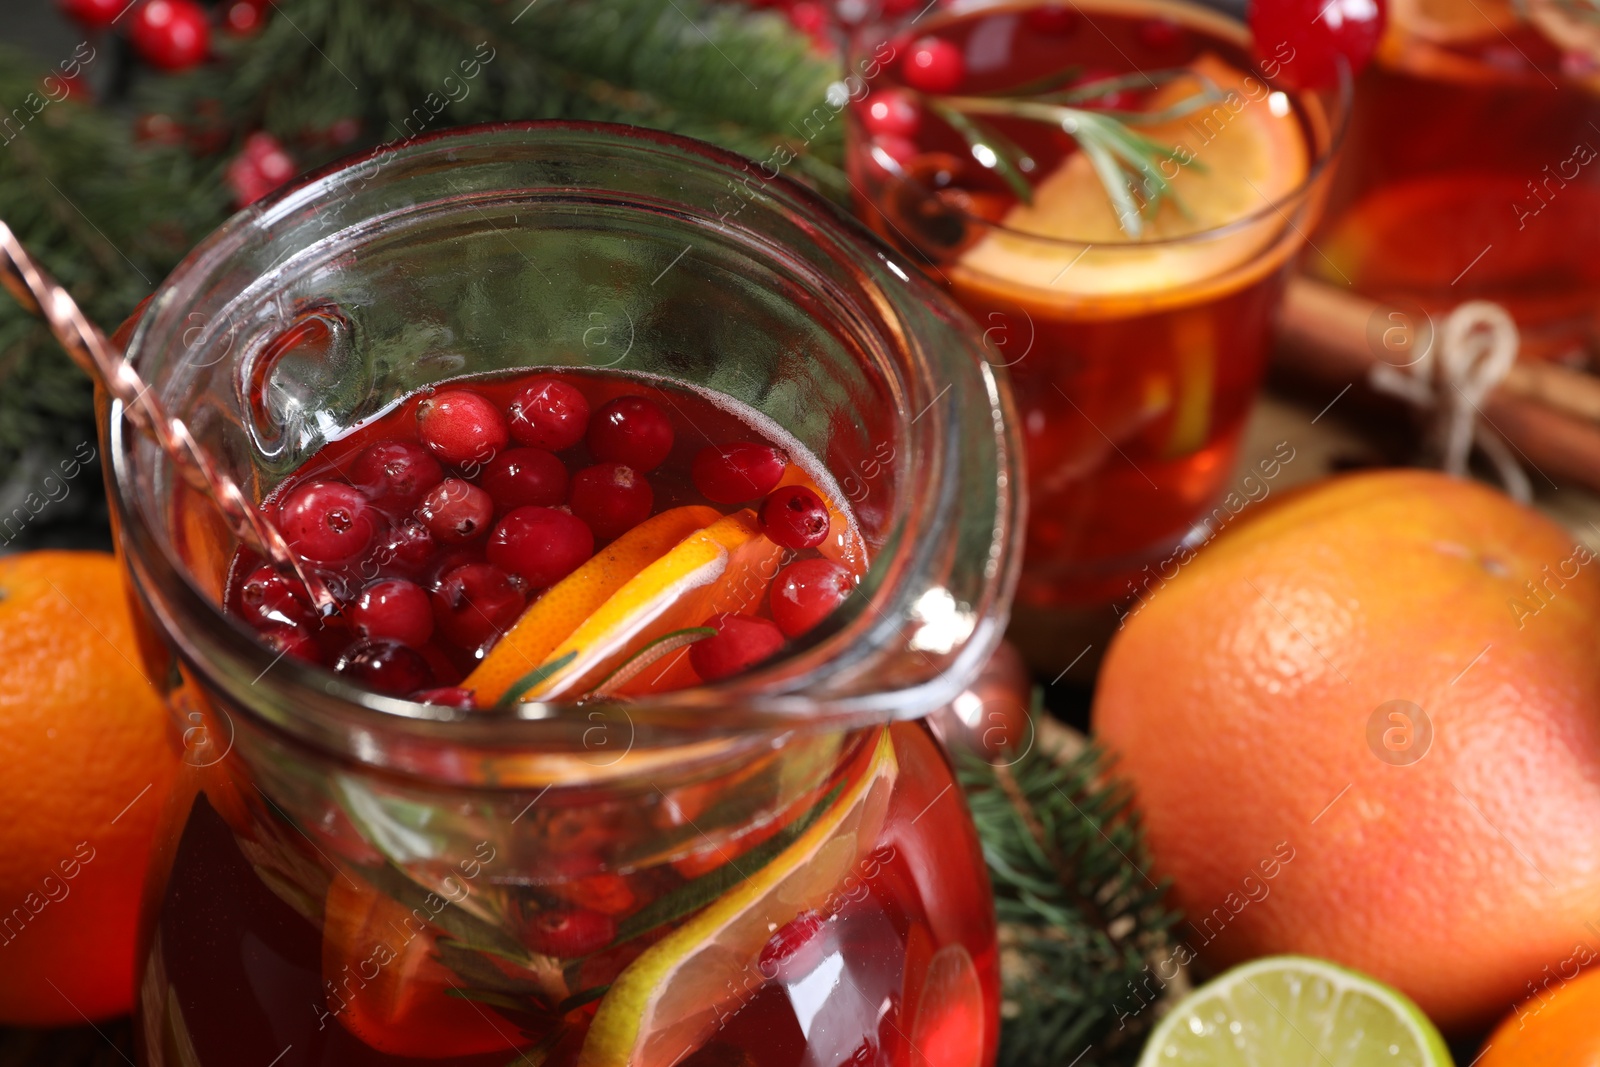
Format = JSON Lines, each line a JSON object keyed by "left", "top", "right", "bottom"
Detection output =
{"left": 1369, "top": 300, "right": 1531, "bottom": 503}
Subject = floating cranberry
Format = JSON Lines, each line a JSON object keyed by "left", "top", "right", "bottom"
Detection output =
{"left": 758, "top": 910, "right": 828, "bottom": 975}
{"left": 418, "top": 478, "right": 494, "bottom": 543}
{"left": 370, "top": 518, "right": 435, "bottom": 575}
{"left": 1250, "top": 0, "right": 1384, "bottom": 89}
{"left": 277, "top": 480, "right": 376, "bottom": 563}
{"left": 759, "top": 485, "right": 831, "bottom": 550}
{"left": 690, "top": 613, "right": 787, "bottom": 682}
{"left": 587, "top": 396, "right": 675, "bottom": 472}
{"left": 259, "top": 624, "right": 320, "bottom": 664}
{"left": 508, "top": 377, "right": 591, "bottom": 451}
{"left": 430, "top": 563, "right": 526, "bottom": 649}
{"left": 570, "top": 463, "right": 654, "bottom": 541}
{"left": 237, "top": 564, "right": 312, "bottom": 629}
{"left": 412, "top": 686, "right": 477, "bottom": 709}
{"left": 902, "top": 37, "right": 965, "bottom": 94}
{"left": 129, "top": 0, "right": 210, "bottom": 72}
{"left": 480, "top": 447, "right": 568, "bottom": 510}
{"left": 487, "top": 507, "right": 594, "bottom": 588}
{"left": 416, "top": 390, "right": 509, "bottom": 468}
{"left": 351, "top": 440, "right": 444, "bottom": 514}
{"left": 523, "top": 907, "right": 616, "bottom": 958}
{"left": 1023, "top": 4, "right": 1079, "bottom": 33}
{"left": 1136, "top": 16, "right": 1186, "bottom": 49}
{"left": 770, "top": 558, "right": 854, "bottom": 637}
{"left": 351, "top": 578, "right": 434, "bottom": 647}
{"left": 692, "top": 443, "right": 787, "bottom": 504}
{"left": 861, "top": 89, "right": 921, "bottom": 138}
{"left": 335, "top": 639, "right": 435, "bottom": 695}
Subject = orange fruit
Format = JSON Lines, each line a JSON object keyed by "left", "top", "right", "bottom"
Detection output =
{"left": 466, "top": 505, "right": 721, "bottom": 706}
{"left": 526, "top": 510, "right": 782, "bottom": 702}
{"left": 1091, "top": 470, "right": 1600, "bottom": 1033}
{"left": 1478, "top": 964, "right": 1600, "bottom": 1067}
{"left": 0, "top": 550, "right": 177, "bottom": 1023}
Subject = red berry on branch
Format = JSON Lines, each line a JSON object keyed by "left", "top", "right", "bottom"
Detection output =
{"left": 243, "top": 131, "right": 295, "bottom": 184}
{"left": 1250, "top": 0, "right": 1385, "bottom": 89}
{"left": 222, "top": 0, "right": 269, "bottom": 35}
{"left": 57, "top": 0, "right": 122, "bottom": 29}
{"left": 770, "top": 558, "right": 854, "bottom": 637}
{"left": 689, "top": 613, "right": 787, "bottom": 682}
{"left": 129, "top": 0, "right": 211, "bottom": 72}
{"left": 902, "top": 37, "right": 965, "bottom": 94}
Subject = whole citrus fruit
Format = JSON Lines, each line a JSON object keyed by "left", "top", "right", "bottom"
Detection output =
{"left": 1092, "top": 470, "right": 1600, "bottom": 1033}
{"left": 0, "top": 550, "right": 176, "bottom": 1024}
{"left": 1478, "top": 964, "right": 1600, "bottom": 1066}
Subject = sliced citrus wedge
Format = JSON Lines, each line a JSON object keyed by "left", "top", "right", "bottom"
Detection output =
{"left": 521, "top": 510, "right": 783, "bottom": 702}
{"left": 577, "top": 730, "right": 899, "bottom": 1067}
{"left": 1137, "top": 955, "right": 1452, "bottom": 1067}
{"left": 466, "top": 505, "right": 720, "bottom": 706}
{"left": 956, "top": 53, "right": 1311, "bottom": 299}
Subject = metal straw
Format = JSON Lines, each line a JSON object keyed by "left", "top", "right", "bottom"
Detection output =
{"left": 0, "top": 219, "right": 338, "bottom": 616}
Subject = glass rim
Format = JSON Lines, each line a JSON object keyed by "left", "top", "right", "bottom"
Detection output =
{"left": 848, "top": 0, "right": 1355, "bottom": 251}
{"left": 108, "top": 120, "right": 1022, "bottom": 772}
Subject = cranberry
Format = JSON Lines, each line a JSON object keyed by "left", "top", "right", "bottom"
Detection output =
{"left": 487, "top": 507, "right": 595, "bottom": 588}
{"left": 861, "top": 89, "right": 921, "bottom": 138}
{"left": 259, "top": 624, "right": 320, "bottom": 663}
{"left": 222, "top": 0, "right": 268, "bottom": 35}
{"left": 419, "top": 478, "right": 494, "bottom": 543}
{"left": 758, "top": 910, "right": 828, "bottom": 976}
{"left": 902, "top": 37, "right": 965, "bottom": 94}
{"left": 770, "top": 559, "right": 854, "bottom": 637}
{"left": 759, "top": 485, "right": 831, "bottom": 551}
{"left": 1251, "top": 0, "right": 1384, "bottom": 89}
{"left": 692, "top": 443, "right": 788, "bottom": 504}
{"left": 128, "top": 0, "right": 210, "bottom": 72}
{"left": 508, "top": 377, "right": 591, "bottom": 451}
{"left": 570, "top": 463, "right": 654, "bottom": 540}
{"left": 587, "top": 396, "right": 675, "bottom": 472}
{"left": 278, "top": 480, "right": 376, "bottom": 563}
{"left": 690, "top": 613, "right": 787, "bottom": 682}
{"left": 480, "top": 447, "right": 568, "bottom": 510}
{"left": 237, "top": 564, "right": 312, "bottom": 629}
{"left": 412, "top": 686, "right": 477, "bottom": 709}
{"left": 351, "top": 578, "right": 434, "bottom": 647}
{"left": 416, "top": 390, "right": 509, "bottom": 468}
{"left": 58, "top": 0, "right": 123, "bottom": 29}
{"left": 523, "top": 907, "right": 616, "bottom": 958}
{"left": 335, "top": 639, "right": 435, "bottom": 695}
{"left": 1136, "top": 16, "right": 1186, "bottom": 49}
{"left": 351, "top": 440, "right": 444, "bottom": 514}
{"left": 430, "top": 563, "right": 527, "bottom": 650}
{"left": 370, "top": 519, "right": 435, "bottom": 575}
{"left": 867, "top": 135, "right": 920, "bottom": 179}
{"left": 1023, "top": 4, "right": 1079, "bottom": 33}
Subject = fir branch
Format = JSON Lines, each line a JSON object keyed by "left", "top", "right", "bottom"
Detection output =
{"left": 958, "top": 711, "right": 1181, "bottom": 1067}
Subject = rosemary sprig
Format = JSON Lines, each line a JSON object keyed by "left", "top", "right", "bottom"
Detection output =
{"left": 920, "top": 69, "right": 1224, "bottom": 238}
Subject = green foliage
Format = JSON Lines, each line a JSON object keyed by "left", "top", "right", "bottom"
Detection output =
{"left": 0, "top": 0, "right": 845, "bottom": 486}
{"left": 958, "top": 715, "right": 1181, "bottom": 1067}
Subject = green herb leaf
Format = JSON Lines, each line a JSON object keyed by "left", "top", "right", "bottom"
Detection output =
{"left": 931, "top": 102, "right": 1036, "bottom": 205}
{"left": 499, "top": 649, "right": 579, "bottom": 708}
{"left": 588, "top": 627, "right": 716, "bottom": 698}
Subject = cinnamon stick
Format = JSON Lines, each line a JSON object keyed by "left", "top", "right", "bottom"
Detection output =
{"left": 1275, "top": 276, "right": 1600, "bottom": 494}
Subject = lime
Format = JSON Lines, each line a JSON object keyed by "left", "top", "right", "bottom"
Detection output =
{"left": 577, "top": 730, "right": 899, "bottom": 1067}
{"left": 1139, "top": 956, "right": 1453, "bottom": 1066}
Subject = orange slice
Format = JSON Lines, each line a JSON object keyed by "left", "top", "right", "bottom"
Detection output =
{"left": 519, "top": 510, "right": 784, "bottom": 702}
{"left": 466, "top": 505, "right": 720, "bottom": 706}
{"left": 955, "top": 53, "right": 1311, "bottom": 298}
{"left": 1387, "top": 0, "right": 1519, "bottom": 46}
